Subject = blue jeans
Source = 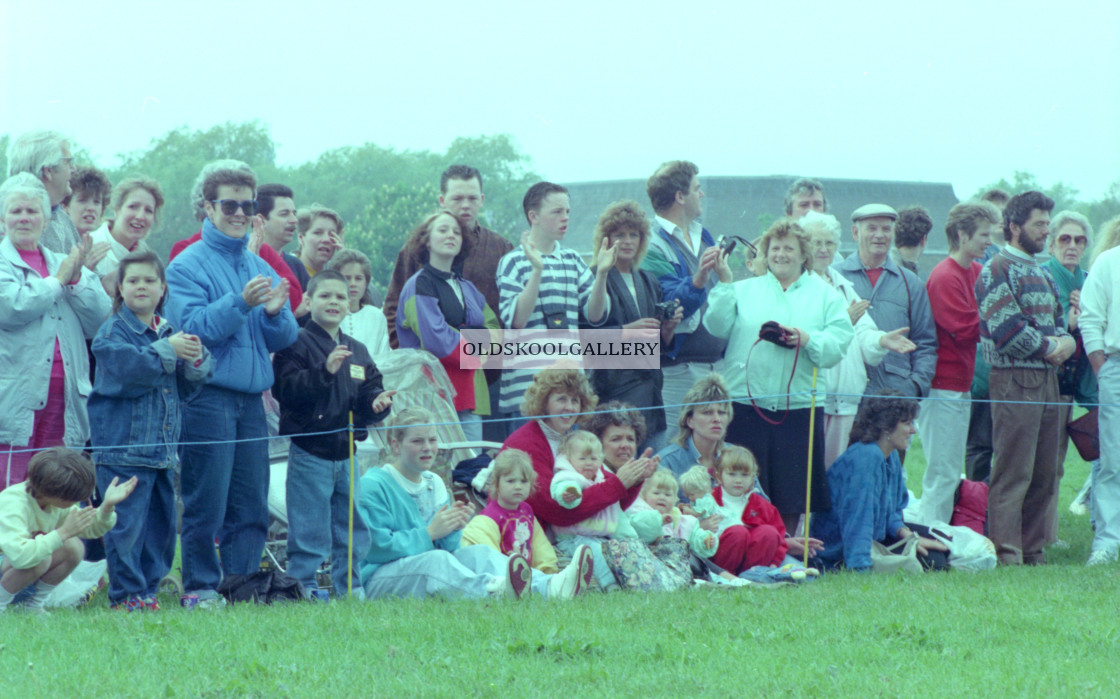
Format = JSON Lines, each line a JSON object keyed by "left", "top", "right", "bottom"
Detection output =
{"left": 285, "top": 444, "right": 369, "bottom": 596}
{"left": 179, "top": 386, "right": 270, "bottom": 594}
{"left": 97, "top": 464, "right": 176, "bottom": 603}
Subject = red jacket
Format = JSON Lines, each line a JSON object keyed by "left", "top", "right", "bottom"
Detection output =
{"left": 501, "top": 420, "right": 642, "bottom": 528}
{"left": 713, "top": 485, "right": 789, "bottom": 560}
{"left": 170, "top": 231, "right": 303, "bottom": 312}
{"left": 926, "top": 257, "right": 981, "bottom": 392}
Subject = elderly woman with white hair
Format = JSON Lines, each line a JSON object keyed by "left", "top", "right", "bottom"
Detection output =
{"left": 800, "top": 210, "right": 916, "bottom": 468}
{"left": 1044, "top": 210, "right": 1097, "bottom": 544}
{"left": 0, "top": 174, "right": 111, "bottom": 490}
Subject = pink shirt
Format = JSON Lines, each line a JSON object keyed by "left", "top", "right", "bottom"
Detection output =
{"left": 18, "top": 249, "right": 65, "bottom": 380}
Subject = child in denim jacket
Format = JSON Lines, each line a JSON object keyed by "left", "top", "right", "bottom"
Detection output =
{"left": 88, "top": 251, "right": 211, "bottom": 610}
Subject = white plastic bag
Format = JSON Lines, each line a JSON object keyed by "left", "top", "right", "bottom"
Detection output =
{"left": 928, "top": 522, "right": 997, "bottom": 571}
{"left": 46, "top": 559, "right": 106, "bottom": 608}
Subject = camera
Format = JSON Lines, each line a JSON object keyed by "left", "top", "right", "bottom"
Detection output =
{"left": 653, "top": 299, "right": 680, "bottom": 323}
{"left": 717, "top": 235, "right": 758, "bottom": 260}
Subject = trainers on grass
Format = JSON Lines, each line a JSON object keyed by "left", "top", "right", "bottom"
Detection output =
{"left": 505, "top": 554, "right": 531, "bottom": 600}
{"left": 548, "top": 545, "right": 593, "bottom": 599}
{"left": 1087, "top": 549, "right": 1116, "bottom": 566}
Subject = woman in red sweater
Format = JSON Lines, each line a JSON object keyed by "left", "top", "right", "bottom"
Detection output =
{"left": 499, "top": 369, "right": 655, "bottom": 529}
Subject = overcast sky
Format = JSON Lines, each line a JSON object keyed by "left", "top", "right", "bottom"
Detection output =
{"left": 3, "top": 0, "right": 1118, "bottom": 201}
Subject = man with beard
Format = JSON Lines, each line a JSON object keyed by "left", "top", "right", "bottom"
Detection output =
{"left": 976, "top": 190, "right": 1074, "bottom": 565}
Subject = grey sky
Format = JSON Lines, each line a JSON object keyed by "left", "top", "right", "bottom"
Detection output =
{"left": 3, "top": 0, "right": 1118, "bottom": 200}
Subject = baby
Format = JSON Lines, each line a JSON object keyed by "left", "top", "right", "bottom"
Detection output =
{"left": 549, "top": 431, "right": 637, "bottom": 591}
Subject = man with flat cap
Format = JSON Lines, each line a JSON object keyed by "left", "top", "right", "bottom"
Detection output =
{"left": 835, "top": 203, "right": 938, "bottom": 404}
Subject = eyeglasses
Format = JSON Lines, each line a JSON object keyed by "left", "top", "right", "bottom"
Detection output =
{"left": 210, "top": 199, "right": 259, "bottom": 216}
{"left": 1056, "top": 234, "right": 1088, "bottom": 246}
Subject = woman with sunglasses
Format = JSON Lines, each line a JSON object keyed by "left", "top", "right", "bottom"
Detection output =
{"left": 1043, "top": 210, "right": 1096, "bottom": 548}
{"left": 163, "top": 161, "right": 299, "bottom": 609}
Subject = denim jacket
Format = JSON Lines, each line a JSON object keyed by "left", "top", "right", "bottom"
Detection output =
{"left": 88, "top": 306, "right": 213, "bottom": 468}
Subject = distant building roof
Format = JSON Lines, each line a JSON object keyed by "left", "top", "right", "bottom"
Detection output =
{"left": 561, "top": 175, "right": 961, "bottom": 278}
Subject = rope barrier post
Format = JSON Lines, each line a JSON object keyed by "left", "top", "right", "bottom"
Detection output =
{"left": 803, "top": 367, "right": 818, "bottom": 568}
{"left": 347, "top": 410, "right": 355, "bottom": 597}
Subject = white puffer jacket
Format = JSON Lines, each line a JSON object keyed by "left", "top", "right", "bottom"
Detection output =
{"left": 820, "top": 268, "right": 889, "bottom": 416}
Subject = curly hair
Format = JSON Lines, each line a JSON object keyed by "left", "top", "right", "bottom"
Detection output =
{"left": 848, "top": 394, "right": 919, "bottom": 446}
{"left": 403, "top": 210, "right": 460, "bottom": 266}
{"left": 678, "top": 464, "right": 713, "bottom": 500}
{"left": 646, "top": 160, "right": 698, "bottom": 214}
{"left": 675, "top": 373, "right": 733, "bottom": 448}
{"left": 750, "top": 218, "right": 812, "bottom": 276}
{"left": 591, "top": 200, "right": 651, "bottom": 267}
{"left": 1091, "top": 215, "right": 1120, "bottom": 267}
{"left": 26, "top": 447, "right": 96, "bottom": 503}
{"left": 581, "top": 400, "right": 647, "bottom": 447}
{"left": 64, "top": 166, "right": 111, "bottom": 209}
{"left": 521, "top": 368, "right": 598, "bottom": 418}
{"left": 894, "top": 206, "right": 933, "bottom": 248}
{"left": 1003, "top": 191, "right": 1055, "bottom": 242}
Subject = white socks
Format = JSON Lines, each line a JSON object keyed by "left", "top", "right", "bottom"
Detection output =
{"left": 25, "top": 582, "right": 57, "bottom": 610}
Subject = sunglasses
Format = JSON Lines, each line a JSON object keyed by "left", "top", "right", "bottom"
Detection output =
{"left": 210, "top": 199, "right": 259, "bottom": 216}
{"left": 1056, "top": 234, "right": 1088, "bottom": 246}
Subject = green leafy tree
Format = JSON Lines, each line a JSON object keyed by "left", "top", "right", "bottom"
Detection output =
{"left": 344, "top": 182, "right": 441, "bottom": 292}
{"left": 972, "top": 171, "right": 1081, "bottom": 215}
{"left": 107, "top": 121, "right": 277, "bottom": 256}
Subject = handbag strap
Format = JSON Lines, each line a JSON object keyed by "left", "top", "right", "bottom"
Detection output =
{"left": 744, "top": 330, "right": 801, "bottom": 426}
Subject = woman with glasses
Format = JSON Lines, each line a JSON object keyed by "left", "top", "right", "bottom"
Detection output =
{"left": 1043, "top": 210, "right": 1096, "bottom": 546}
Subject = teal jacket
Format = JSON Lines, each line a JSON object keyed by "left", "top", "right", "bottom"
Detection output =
{"left": 357, "top": 467, "right": 459, "bottom": 585}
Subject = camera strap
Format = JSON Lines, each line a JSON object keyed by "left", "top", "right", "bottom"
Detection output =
{"left": 744, "top": 331, "right": 800, "bottom": 426}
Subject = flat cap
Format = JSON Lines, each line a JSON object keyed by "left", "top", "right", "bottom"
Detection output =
{"left": 851, "top": 203, "right": 898, "bottom": 222}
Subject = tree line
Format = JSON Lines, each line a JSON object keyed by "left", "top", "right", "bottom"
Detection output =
{"left": 2, "top": 124, "right": 1118, "bottom": 292}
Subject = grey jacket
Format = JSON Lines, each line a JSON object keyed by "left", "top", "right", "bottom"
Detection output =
{"left": 834, "top": 253, "right": 937, "bottom": 397}
{"left": 0, "top": 237, "right": 112, "bottom": 446}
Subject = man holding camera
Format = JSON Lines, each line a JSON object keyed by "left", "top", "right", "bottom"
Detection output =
{"left": 641, "top": 161, "right": 730, "bottom": 434}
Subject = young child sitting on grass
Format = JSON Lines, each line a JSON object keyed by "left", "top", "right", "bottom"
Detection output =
{"left": 272, "top": 270, "right": 396, "bottom": 600}
{"left": 461, "top": 449, "right": 593, "bottom": 598}
{"left": 358, "top": 409, "right": 590, "bottom": 601}
{"left": 706, "top": 446, "right": 789, "bottom": 575}
{"left": 550, "top": 430, "right": 639, "bottom": 592}
{"left": 0, "top": 448, "right": 136, "bottom": 613}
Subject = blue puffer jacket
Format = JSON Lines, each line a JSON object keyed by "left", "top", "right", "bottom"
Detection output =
{"left": 811, "top": 441, "right": 908, "bottom": 571}
{"left": 88, "top": 306, "right": 213, "bottom": 468}
{"left": 164, "top": 219, "right": 298, "bottom": 393}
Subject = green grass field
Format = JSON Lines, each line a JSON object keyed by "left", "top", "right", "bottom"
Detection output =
{"left": 2, "top": 438, "right": 1117, "bottom": 698}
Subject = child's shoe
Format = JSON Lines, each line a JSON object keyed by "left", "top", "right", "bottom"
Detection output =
{"left": 141, "top": 596, "right": 161, "bottom": 611}
{"left": 111, "top": 596, "right": 144, "bottom": 612}
{"left": 504, "top": 554, "right": 532, "bottom": 600}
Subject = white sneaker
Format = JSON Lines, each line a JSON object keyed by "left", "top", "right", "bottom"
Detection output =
{"left": 548, "top": 545, "right": 593, "bottom": 599}
{"left": 1087, "top": 549, "right": 1116, "bottom": 566}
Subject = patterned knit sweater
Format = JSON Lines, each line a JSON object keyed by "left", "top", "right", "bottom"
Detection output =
{"left": 975, "top": 248, "right": 1066, "bottom": 369}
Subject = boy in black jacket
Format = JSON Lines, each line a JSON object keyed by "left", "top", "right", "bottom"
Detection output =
{"left": 272, "top": 270, "right": 395, "bottom": 598}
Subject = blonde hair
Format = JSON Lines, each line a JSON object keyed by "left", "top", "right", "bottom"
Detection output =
{"left": 490, "top": 449, "right": 537, "bottom": 498}
{"left": 715, "top": 445, "right": 759, "bottom": 479}
{"left": 641, "top": 469, "right": 679, "bottom": 499}
{"left": 678, "top": 464, "right": 714, "bottom": 500}
{"left": 1090, "top": 215, "right": 1120, "bottom": 268}
{"left": 386, "top": 407, "right": 436, "bottom": 446}
{"left": 675, "top": 373, "right": 733, "bottom": 448}
{"left": 521, "top": 368, "right": 598, "bottom": 418}
{"left": 559, "top": 430, "right": 602, "bottom": 460}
